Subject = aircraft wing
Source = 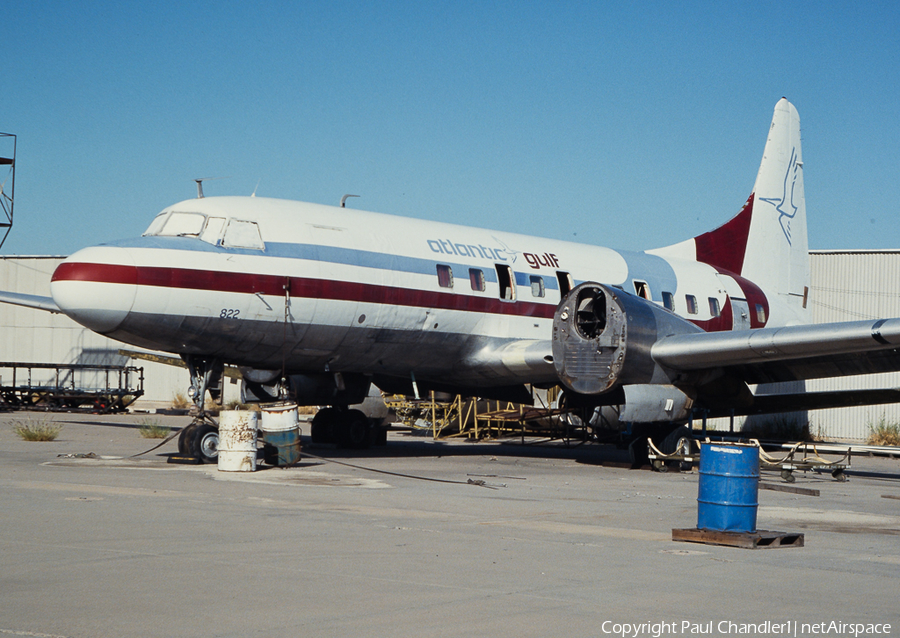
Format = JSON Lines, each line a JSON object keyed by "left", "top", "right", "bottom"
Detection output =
{"left": 0, "top": 291, "right": 60, "bottom": 313}
{"left": 652, "top": 318, "right": 900, "bottom": 384}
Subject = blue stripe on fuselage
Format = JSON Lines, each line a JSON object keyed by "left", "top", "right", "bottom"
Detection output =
{"left": 103, "top": 238, "right": 674, "bottom": 297}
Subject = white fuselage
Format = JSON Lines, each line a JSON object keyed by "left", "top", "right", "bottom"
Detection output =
{"left": 49, "top": 196, "right": 796, "bottom": 390}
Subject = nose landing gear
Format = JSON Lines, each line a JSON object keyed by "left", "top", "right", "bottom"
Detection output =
{"left": 177, "top": 355, "right": 223, "bottom": 463}
{"left": 177, "top": 419, "right": 220, "bottom": 463}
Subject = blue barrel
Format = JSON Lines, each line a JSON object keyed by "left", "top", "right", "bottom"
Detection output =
{"left": 697, "top": 442, "right": 759, "bottom": 533}
{"left": 260, "top": 403, "right": 301, "bottom": 466}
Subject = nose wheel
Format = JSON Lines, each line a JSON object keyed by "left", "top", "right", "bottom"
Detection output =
{"left": 177, "top": 416, "right": 220, "bottom": 463}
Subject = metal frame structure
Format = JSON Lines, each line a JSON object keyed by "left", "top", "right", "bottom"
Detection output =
{"left": 0, "top": 361, "right": 144, "bottom": 413}
{"left": 0, "top": 133, "right": 15, "bottom": 250}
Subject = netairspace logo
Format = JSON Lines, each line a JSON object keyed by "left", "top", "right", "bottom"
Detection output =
{"left": 599, "top": 620, "right": 892, "bottom": 638}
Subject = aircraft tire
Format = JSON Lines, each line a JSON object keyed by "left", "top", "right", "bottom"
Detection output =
{"left": 311, "top": 407, "right": 341, "bottom": 444}
{"left": 661, "top": 425, "right": 692, "bottom": 455}
{"left": 178, "top": 423, "right": 197, "bottom": 455}
{"left": 661, "top": 425, "right": 693, "bottom": 471}
{"left": 340, "top": 409, "right": 371, "bottom": 449}
{"left": 192, "top": 424, "right": 219, "bottom": 463}
{"left": 627, "top": 437, "right": 648, "bottom": 469}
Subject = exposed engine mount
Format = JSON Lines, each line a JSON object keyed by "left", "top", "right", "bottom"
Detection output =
{"left": 240, "top": 370, "right": 371, "bottom": 406}
{"left": 552, "top": 282, "right": 704, "bottom": 396}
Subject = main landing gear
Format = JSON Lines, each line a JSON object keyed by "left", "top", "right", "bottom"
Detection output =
{"left": 310, "top": 406, "right": 379, "bottom": 449}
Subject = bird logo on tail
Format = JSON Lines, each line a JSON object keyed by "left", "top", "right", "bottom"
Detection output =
{"left": 759, "top": 147, "right": 802, "bottom": 246}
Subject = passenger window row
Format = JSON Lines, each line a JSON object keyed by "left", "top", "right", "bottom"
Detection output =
{"left": 435, "top": 264, "right": 572, "bottom": 301}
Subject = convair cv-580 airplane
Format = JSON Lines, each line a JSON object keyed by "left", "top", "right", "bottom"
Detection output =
{"left": 4, "top": 98, "right": 900, "bottom": 461}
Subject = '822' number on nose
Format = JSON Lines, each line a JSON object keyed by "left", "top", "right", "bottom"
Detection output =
{"left": 220, "top": 309, "right": 240, "bottom": 319}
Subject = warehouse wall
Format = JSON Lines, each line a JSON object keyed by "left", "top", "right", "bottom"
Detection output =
{"left": 805, "top": 251, "right": 900, "bottom": 441}
{"left": 0, "top": 257, "right": 203, "bottom": 408}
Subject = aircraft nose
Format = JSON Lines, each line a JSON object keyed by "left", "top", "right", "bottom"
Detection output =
{"left": 50, "top": 246, "right": 138, "bottom": 334}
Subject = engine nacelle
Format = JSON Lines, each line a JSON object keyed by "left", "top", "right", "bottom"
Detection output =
{"left": 552, "top": 282, "right": 703, "bottom": 395}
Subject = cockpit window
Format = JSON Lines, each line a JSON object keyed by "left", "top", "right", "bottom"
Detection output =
{"left": 222, "top": 219, "right": 265, "bottom": 250}
{"left": 200, "top": 217, "right": 226, "bottom": 245}
{"left": 151, "top": 211, "right": 207, "bottom": 237}
{"left": 143, "top": 212, "right": 168, "bottom": 236}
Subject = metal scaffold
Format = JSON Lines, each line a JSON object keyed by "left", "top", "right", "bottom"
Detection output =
{"left": 0, "top": 132, "right": 15, "bottom": 250}
{"left": 383, "top": 388, "right": 590, "bottom": 445}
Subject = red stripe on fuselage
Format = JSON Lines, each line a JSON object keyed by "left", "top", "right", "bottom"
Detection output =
{"left": 52, "top": 262, "right": 138, "bottom": 285}
{"left": 52, "top": 262, "right": 557, "bottom": 319}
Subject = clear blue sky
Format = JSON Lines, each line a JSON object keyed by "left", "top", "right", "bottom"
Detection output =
{"left": 3, "top": 1, "right": 898, "bottom": 256}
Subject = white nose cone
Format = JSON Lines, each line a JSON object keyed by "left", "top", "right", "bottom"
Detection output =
{"left": 50, "top": 246, "right": 138, "bottom": 334}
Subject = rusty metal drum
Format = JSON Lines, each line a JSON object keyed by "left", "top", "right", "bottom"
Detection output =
{"left": 217, "top": 410, "right": 259, "bottom": 472}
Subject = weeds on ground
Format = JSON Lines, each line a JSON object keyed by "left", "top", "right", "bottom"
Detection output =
{"left": 13, "top": 420, "right": 63, "bottom": 441}
{"left": 867, "top": 415, "right": 900, "bottom": 446}
{"left": 172, "top": 393, "right": 190, "bottom": 409}
{"left": 138, "top": 419, "right": 171, "bottom": 439}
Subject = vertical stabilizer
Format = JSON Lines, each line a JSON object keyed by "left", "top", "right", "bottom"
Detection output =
{"left": 742, "top": 98, "right": 809, "bottom": 322}
{"left": 650, "top": 98, "right": 810, "bottom": 324}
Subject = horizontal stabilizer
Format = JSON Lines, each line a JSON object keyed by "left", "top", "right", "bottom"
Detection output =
{"left": 0, "top": 291, "right": 60, "bottom": 313}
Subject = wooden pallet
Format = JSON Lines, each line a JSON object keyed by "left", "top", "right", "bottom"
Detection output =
{"left": 672, "top": 528, "right": 804, "bottom": 549}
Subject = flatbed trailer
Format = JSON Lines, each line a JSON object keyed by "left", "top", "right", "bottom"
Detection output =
{"left": 0, "top": 361, "right": 144, "bottom": 413}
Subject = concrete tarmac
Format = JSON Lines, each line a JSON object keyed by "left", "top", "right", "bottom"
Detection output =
{"left": 1, "top": 412, "right": 898, "bottom": 638}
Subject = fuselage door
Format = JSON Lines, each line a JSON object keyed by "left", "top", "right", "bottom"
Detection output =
{"left": 496, "top": 264, "right": 516, "bottom": 301}
{"left": 731, "top": 299, "right": 751, "bottom": 330}
{"left": 716, "top": 273, "right": 751, "bottom": 330}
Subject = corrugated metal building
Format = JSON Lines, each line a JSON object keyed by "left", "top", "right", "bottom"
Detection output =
{"left": 2, "top": 252, "right": 898, "bottom": 439}
{"left": 806, "top": 251, "right": 900, "bottom": 440}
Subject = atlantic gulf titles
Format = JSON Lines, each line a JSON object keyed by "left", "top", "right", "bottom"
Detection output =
{"left": 599, "top": 620, "right": 892, "bottom": 637}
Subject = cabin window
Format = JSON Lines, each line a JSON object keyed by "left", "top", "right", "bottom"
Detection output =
{"left": 496, "top": 264, "right": 516, "bottom": 301}
{"left": 200, "top": 217, "right": 226, "bottom": 245}
{"left": 143, "top": 212, "right": 168, "bottom": 236}
{"left": 662, "top": 291, "right": 674, "bottom": 311}
{"left": 709, "top": 297, "right": 721, "bottom": 317}
{"left": 469, "top": 268, "right": 485, "bottom": 292}
{"left": 436, "top": 264, "right": 454, "bottom": 288}
{"left": 222, "top": 219, "right": 265, "bottom": 250}
{"left": 530, "top": 275, "right": 545, "bottom": 298}
{"left": 756, "top": 303, "right": 767, "bottom": 323}
{"left": 633, "top": 280, "right": 650, "bottom": 300}
{"left": 159, "top": 211, "right": 206, "bottom": 237}
{"left": 685, "top": 294, "right": 698, "bottom": 315}
{"left": 557, "top": 271, "right": 573, "bottom": 298}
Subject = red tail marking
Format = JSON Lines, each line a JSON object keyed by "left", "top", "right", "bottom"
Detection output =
{"left": 694, "top": 193, "right": 754, "bottom": 276}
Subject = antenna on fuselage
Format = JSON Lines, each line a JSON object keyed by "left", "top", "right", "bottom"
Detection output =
{"left": 193, "top": 176, "right": 230, "bottom": 199}
{"left": 340, "top": 194, "right": 359, "bottom": 208}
